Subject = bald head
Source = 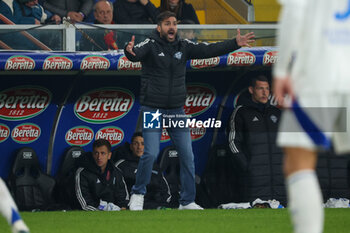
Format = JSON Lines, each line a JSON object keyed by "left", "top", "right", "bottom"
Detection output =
{"left": 94, "top": 0, "right": 113, "bottom": 24}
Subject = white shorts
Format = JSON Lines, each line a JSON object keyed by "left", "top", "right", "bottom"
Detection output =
{"left": 277, "top": 92, "right": 350, "bottom": 154}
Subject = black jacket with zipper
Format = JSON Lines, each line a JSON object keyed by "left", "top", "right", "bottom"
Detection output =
{"left": 124, "top": 29, "right": 240, "bottom": 109}
{"left": 228, "top": 99, "right": 286, "bottom": 205}
{"left": 74, "top": 152, "right": 129, "bottom": 210}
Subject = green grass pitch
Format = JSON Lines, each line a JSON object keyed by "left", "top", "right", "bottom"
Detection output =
{"left": 1, "top": 209, "right": 350, "bottom": 233}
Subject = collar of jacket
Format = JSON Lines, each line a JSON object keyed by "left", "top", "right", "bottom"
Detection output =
{"left": 246, "top": 97, "right": 270, "bottom": 112}
{"left": 94, "top": 20, "right": 115, "bottom": 24}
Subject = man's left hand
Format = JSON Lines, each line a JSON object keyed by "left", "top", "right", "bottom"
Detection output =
{"left": 236, "top": 29, "right": 255, "bottom": 47}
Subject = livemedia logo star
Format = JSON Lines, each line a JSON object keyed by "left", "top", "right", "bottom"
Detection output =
{"left": 143, "top": 110, "right": 162, "bottom": 129}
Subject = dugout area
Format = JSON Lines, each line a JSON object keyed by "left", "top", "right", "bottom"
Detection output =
{"left": 0, "top": 48, "right": 349, "bottom": 210}
{"left": 0, "top": 47, "right": 275, "bottom": 178}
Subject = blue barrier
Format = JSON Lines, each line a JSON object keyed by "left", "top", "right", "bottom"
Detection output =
{"left": 0, "top": 47, "right": 276, "bottom": 71}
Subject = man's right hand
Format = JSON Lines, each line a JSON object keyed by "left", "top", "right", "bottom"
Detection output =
{"left": 273, "top": 77, "right": 294, "bottom": 107}
{"left": 126, "top": 35, "right": 136, "bottom": 56}
{"left": 51, "top": 15, "right": 61, "bottom": 24}
{"left": 139, "top": 0, "right": 149, "bottom": 6}
{"left": 67, "top": 11, "right": 82, "bottom": 23}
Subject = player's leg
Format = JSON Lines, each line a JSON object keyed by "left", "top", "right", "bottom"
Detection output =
{"left": 277, "top": 95, "right": 333, "bottom": 233}
{"left": 284, "top": 147, "right": 323, "bottom": 233}
{"left": 130, "top": 106, "right": 162, "bottom": 210}
{"left": 167, "top": 108, "right": 202, "bottom": 210}
{"left": 0, "top": 178, "right": 29, "bottom": 233}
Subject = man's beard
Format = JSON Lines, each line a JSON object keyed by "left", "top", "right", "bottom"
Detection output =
{"left": 160, "top": 29, "right": 176, "bottom": 42}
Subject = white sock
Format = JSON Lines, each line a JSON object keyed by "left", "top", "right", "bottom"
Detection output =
{"left": 0, "top": 178, "right": 29, "bottom": 233}
{"left": 0, "top": 178, "right": 19, "bottom": 224}
{"left": 287, "top": 170, "right": 324, "bottom": 233}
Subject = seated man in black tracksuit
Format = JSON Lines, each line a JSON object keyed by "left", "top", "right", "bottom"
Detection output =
{"left": 114, "top": 132, "right": 172, "bottom": 209}
{"left": 74, "top": 139, "right": 129, "bottom": 211}
{"left": 228, "top": 75, "right": 286, "bottom": 205}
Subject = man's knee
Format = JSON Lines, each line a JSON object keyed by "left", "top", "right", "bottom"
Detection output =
{"left": 283, "top": 147, "right": 317, "bottom": 176}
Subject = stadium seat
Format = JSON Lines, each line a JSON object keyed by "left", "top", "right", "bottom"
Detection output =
{"left": 111, "top": 144, "right": 128, "bottom": 164}
{"left": 54, "top": 146, "right": 85, "bottom": 209}
{"left": 197, "top": 145, "right": 239, "bottom": 208}
{"left": 159, "top": 146, "right": 180, "bottom": 207}
{"left": 8, "top": 147, "right": 56, "bottom": 211}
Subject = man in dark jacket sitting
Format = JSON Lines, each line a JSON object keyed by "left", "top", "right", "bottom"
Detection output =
{"left": 114, "top": 132, "right": 172, "bottom": 209}
{"left": 74, "top": 139, "right": 129, "bottom": 211}
{"left": 228, "top": 75, "right": 286, "bottom": 205}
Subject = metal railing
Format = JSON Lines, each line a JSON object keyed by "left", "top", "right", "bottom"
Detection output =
{"left": 0, "top": 24, "right": 277, "bottom": 52}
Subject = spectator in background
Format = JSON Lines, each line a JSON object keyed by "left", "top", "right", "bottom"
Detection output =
{"left": 74, "top": 139, "right": 129, "bottom": 211}
{"left": 20, "top": 0, "right": 61, "bottom": 24}
{"left": 113, "top": 0, "right": 158, "bottom": 24}
{"left": 0, "top": 0, "right": 42, "bottom": 49}
{"left": 0, "top": 0, "right": 39, "bottom": 24}
{"left": 178, "top": 19, "right": 197, "bottom": 41}
{"left": 79, "top": 0, "right": 119, "bottom": 51}
{"left": 84, "top": 0, "right": 117, "bottom": 22}
{"left": 93, "top": 0, "right": 113, "bottom": 24}
{"left": 114, "top": 132, "right": 172, "bottom": 209}
{"left": 159, "top": 0, "right": 199, "bottom": 24}
{"left": 42, "top": 0, "right": 93, "bottom": 23}
{"left": 228, "top": 75, "right": 285, "bottom": 205}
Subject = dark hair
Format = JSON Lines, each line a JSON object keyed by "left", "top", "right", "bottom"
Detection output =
{"left": 160, "top": 0, "right": 183, "bottom": 19}
{"left": 93, "top": 139, "right": 112, "bottom": 152}
{"left": 157, "top": 11, "right": 177, "bottom": 25}
{"left": 250, "top": 75, "right": 269, "bottom": 87}
{"left": 179, "top": 19, "right": 195, "bottom": 25}
{"left": 17, "top": 0, "right": 32, "bottom": 4}
{"left": 131, "top": 132, "right": 143, "bottom": 143}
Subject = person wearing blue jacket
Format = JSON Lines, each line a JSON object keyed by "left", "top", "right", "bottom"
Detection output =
{"left": 0, "top": 0, "right": 38, "bottom": 24}
{"left": 19, "top": 0, "right": 61, "bottom": 24}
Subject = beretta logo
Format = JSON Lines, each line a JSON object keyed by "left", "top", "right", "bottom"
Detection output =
{"left": 43, "top": 55, "right": 73, "bottom": 70}
{"left": 95, "top": 126, "right": 124, "bottom": 146}
{"left": 160, "top": 127, "right": 206, "bottom": 142}
{"left": 5, "top": 55, "right": 35, "bottom": 71}
{"left": 227, "top": 51, "right": 256, "bottom": 66}
{"left": 160, "top": 128, "right": 170, "bottom": 143}
{"left": 65, "top": 126, "right": 94, "bottom": 146}
{"left": 0, "top": 123, "right": 10, "bottom": 143}
{"left": 74, "top": 88, "right": 134, "bottom": 124}
{"left": 184, "top": 83, "right": 216, "bottom": 117}
{"left": 118, "top": 56, "right": 142, "bottom": 70}
{"left": 190, "top": 57, "right": 220, "bottom": 69}
{"left": 0, "top": 86, "right": 52, "bottom": 121}
{"left": 80, "top": 55, "right": 110, "bottom": 70}
{"left": 263, "top": 50, "right": 278, "bottom": 66}
{"left": 190, "top": 126, "right": 206, "bottom": 141}
{"left": 11, "top": 123, "right": 41, "bottom": 144}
